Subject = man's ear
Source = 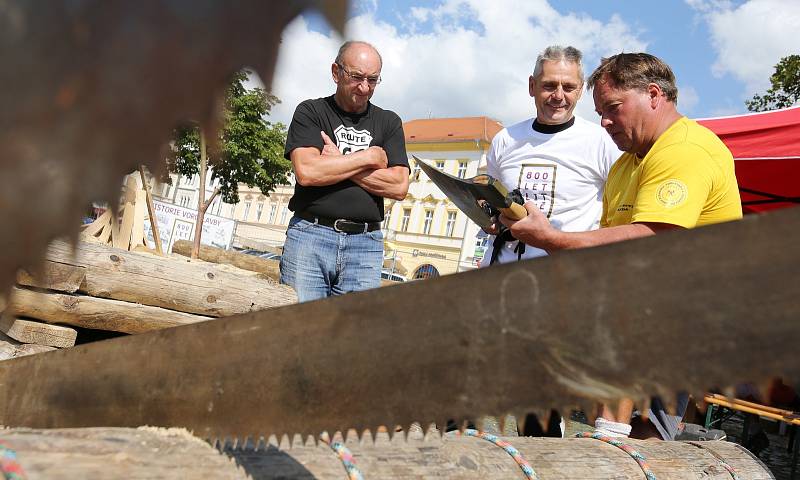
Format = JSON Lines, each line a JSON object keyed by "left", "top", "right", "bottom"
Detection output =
{"left": 648, "top": 83, "right": 663, "bottom": 109}
{"left": 331, "top": 63, "right": 340, "bottom": 84}
{"left": 529, "top": 75, "right": 536, "bottom": 97}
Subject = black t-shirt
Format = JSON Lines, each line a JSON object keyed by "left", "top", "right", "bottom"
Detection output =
{"left": 284, "top": 95, "right": 409, "bottom": 222}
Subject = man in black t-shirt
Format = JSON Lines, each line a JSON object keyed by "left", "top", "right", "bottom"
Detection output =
{"left": 280, "top": 41, "right": 409, "bottom": 302}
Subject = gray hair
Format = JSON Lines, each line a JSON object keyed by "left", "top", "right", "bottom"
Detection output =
{"left": 335, "top": 40, "right": 383, "bottom": 69}
{"left": 532, "top": 45, "right": 584, "bottom": 83}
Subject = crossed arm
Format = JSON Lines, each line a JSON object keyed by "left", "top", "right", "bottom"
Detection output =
{"left": 290, "top": 131, "right": 409, "bottom": 200}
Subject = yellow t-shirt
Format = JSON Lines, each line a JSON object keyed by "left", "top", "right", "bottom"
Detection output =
{"left": 601, "top": 117, "right": 742, "bottom": 229}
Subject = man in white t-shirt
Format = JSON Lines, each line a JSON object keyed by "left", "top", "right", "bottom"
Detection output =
{"left": 483, "top": 45, "right": 621, "bottom": 265}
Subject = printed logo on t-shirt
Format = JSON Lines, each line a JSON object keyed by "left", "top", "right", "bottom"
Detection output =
{"left": 656, "top": 179, "right": 688, "bottom": 207}
{"left": 518, "top": 164, "right": 557, "bottom": 218}
{"left": 333, "top": 125, "right": 373, "bottom": 155}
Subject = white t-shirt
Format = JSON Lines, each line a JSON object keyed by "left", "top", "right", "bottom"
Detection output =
{"left": 483, "top": 115, "right": 622, "bottom": 265}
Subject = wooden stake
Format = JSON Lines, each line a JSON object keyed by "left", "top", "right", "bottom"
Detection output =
{"left": 139, "top": 165, "right": 164, "bottom": 255}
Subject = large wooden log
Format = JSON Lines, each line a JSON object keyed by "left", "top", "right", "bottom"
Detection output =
{"left": 41, "top": 240, "right": 296, "bottom": 317}
{"left": 7, "top": 286, "right": 212, "bottom": 334}
{"left": 171, "top": 240, "right": 280, "bottom": 281}
{"left": 0, "top": 427, "right": 772, "bottom": 479}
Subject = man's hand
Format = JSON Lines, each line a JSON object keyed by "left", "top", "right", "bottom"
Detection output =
{"left": 499, "top": 201, "right": 557, "bottom": 251}
{"left": 320, "top": 130, "right": 387, "bottom": 169}
{"left": 320, "top": 131, "right": 340, "bottom": 156}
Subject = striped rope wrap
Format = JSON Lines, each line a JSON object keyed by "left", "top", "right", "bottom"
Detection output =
{"left": 577, "top": 431, "right": 657, "bottom": 480}
{"left": 455, "top": 429, "right": 539, "bottom": 479}
{"left": 319, "top": 434, "right": 364, "bottom": 480}
{"left": 0, "top": 443, "right": 26, "bottom": 480}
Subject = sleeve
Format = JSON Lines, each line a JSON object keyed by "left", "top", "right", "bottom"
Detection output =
{"left": 284, "top": 101, "right": 324, "bottom": 160}
{"left": 486, "top": 133, "right": 504, "bottom": 180}
{"left": 599, "top": 133, "right": 623, "bottom": 180}
{"left": 630, "top": 143, "right": 715, "bottom": 228}
{"left": 381, "top": 112, "right": 410, "bottom": 169}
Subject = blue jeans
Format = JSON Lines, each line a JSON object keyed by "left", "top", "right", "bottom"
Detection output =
{"left": 280, "top": 216, "right": 383, "bottom": 302}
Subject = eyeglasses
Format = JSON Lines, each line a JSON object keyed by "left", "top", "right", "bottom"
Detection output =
{"left": 337, "top": 63, "right": 382, "bottom": 86}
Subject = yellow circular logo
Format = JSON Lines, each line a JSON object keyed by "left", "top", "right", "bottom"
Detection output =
{"left": 656, "top": 180, "right": 688, "bottom": 207}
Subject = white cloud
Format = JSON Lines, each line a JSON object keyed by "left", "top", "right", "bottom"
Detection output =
{"left": 678, "top": 84, "right": 700, "bottom": 112}
{"left": 269, "top": 0, "right": 648, "bottom": 126}
{"left": 688, "top": 0, "right": 800, "bottom": 96}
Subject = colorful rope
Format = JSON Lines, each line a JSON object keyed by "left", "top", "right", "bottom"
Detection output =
{"left": 687, "top": 441, "right": 740, "bottom": 479}
{"left": 454, "top": 429, "right": 539, "bottom": 479}
{"left": 0, "top": 443, "right": 26, "bottom": 480}
{"left": 577, "top": 431, "right": 657, "bottom": 480}
{"left": 319, "top": 434, "right": 364, "bottom": 480}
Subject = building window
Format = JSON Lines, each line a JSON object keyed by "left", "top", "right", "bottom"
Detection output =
{"left": 457, "top": 161, "right": 468, "bottom": 179}
{"left": 280, "top": 206, "right": 289, "bottom": 224}
{"left": 383, "top": 208, "right": 392, "bottom": 229}
{"left": 256, "top": 202, "right": 264, "bottom": 221}
{"left": 179, "top": 194, "right": 191, "bottom": 207}
{"left": 413, "top": 264, "right": 440, "bottom": 280}
{"left": 446, "top": 211, "right": 457, "bottom": 236}
{"left": 243, "top": 202, "right": 251, "bottom": 220}
{"left": 401, "top": 208, "right": 411, "bottom": 232}
{"left": 435, "top": 160, "right": 445, "bottom": 171}
{"left": 411, "top": 161, "right": 421, "bottom": 181}
{"left": 423, "top": 209, "right": 433, "bottom": 235}
{"left": 269, "top": 204, "right": 277, "bottom": 223}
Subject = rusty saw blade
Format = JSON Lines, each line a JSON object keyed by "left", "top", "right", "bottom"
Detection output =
{"left": 1, "top": 207, "right": 799, "bottom": 441}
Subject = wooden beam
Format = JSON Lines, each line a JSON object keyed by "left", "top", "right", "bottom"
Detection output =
{"left": 16, "top": 261, "right": 86, "bottom": 293}
{"left": 7, "top": 286, "right": 213, "bottom": 334}
{"left": 43, "top": 240, "right": 296, "bottom": 316}
{"left": 0, "top": 316, "right": 76, "bottom": 348}
{"left": 139, "top": 165, "right": 164, "bottom": 255}
{"left": 171, "top": 240, "right": 280, "bottom": 282}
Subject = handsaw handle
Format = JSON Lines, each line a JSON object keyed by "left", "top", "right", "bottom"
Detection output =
{"left": 500, "top": 202, "right": 528, "bottom": 221}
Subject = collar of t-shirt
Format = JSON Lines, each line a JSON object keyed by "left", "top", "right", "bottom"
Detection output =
{"left": 532, "top": 116, "right": 575, "bottom": 134}
{"left": 327, "top": 95, "right": 371, "bottom": 122}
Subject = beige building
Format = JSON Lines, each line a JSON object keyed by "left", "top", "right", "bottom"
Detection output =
{"left": 153, "top": 116, "right": 504, "bottom": 278}
{"left": 385, "top": 116, "right": 502, "bottom": 279}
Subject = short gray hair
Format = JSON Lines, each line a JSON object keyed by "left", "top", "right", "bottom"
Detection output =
{"left": 335, "top": 40, "right": 383, "bottom": 69}
{"left": 532, "top": 45, "right": 584, "bottom": 83}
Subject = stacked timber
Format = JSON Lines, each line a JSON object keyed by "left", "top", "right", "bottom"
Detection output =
{"left": 0, "top": 239, "right": 297, "bottom": 359}
{"left": 171, "top": 240, "right": 281, "bottom": 281}
{"left": 0, "top": 427, "right": 773, "bottom": 479}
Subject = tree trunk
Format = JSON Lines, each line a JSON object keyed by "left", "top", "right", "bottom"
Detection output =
{"left": 171, "top": 240, "right": 280, "bottom": 281}
{"left": 192, "top": 131, "right": 207, "bottom": 260}
{"left": 7, "top": 286, "right": 212, "bottom": 334}
{"left": 41, "top": 240, "right": 296, "bottom": 317}
{"left": 0, "top": 427, "right": 773, "bottom": 479}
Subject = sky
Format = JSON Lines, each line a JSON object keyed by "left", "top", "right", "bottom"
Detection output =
{"left": 260, "top": 0, "right": 799, "bottom": 128}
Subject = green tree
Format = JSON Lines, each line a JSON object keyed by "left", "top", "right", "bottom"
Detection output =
{"left": 746, "top": 55, "right": 800, "bottom": 112}
{"left": 167, "top": 70, "right": 291, "bottom": 257}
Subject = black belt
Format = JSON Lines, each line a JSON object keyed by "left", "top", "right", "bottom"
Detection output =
{"left": 296, "top": 211, "right": 381, "bottom": 234}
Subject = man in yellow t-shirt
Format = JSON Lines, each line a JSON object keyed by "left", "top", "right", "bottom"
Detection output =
{"left": 498, "top": 52, "right": 742, "bottom": 440}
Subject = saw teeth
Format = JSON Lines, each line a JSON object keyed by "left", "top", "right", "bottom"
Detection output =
{"left": 359, "top": 429, "right": 374, "bottom": 445}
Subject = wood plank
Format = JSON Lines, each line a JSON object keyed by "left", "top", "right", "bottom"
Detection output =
{"left": 80, "top": 210, "right": 111, "bottom": 237}
{"left": 128, "top": 189, "right": 147, "bottom": 250}
{"left": 0, "top": 316, "right": 76, "bottom": 348}
{"left": 171, "top": 240, "right": 280, "bottom": 281}
{"left": 116, "top": 176, "right": 138, "bottom": 250}
{"left": 0, "top": 332, "right": 56, "bottom": 361}
{"left": 16, "top": 261, "right": 86, "bottom": 293}
{"left": 43, "top": 240, "right": 296, "bottom": 317}
{"left": 7, "top": 286, "right": 213, "bottom": 334}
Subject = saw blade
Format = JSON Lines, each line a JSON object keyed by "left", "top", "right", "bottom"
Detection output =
{"left": 0, "top": 207, "right": 798, "bottom": 441}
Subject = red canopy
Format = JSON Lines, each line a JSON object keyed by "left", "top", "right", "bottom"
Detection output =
{"left": 697, "top": 106, "right": 800, "bottom": 213}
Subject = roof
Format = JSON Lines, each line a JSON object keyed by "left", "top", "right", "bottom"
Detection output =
{"left": 404, "top": 116, "right": 503, "bottom": 144}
